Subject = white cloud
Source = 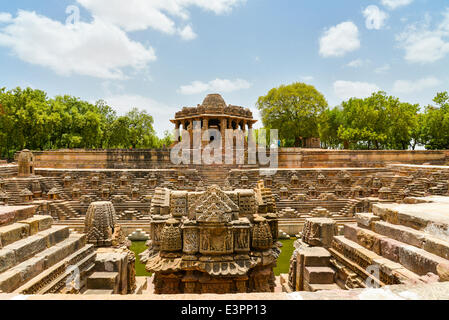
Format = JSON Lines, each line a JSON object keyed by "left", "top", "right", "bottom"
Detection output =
{"left": 179, "top": 78, "right": 252, "bottom": 95}
{"left": 363, "top": 5, "right": 388, "bottom": 30}
{"left": 0, "top": 12, "right": 12, "bottom": 23}
{"left": 375, "top": 64, "right": 391, "bottom": 73}
{"left": 334, "top": 80, "right": 380, "bottom": 101}
{"left": 393, "top": 77, "right": 440, "bottom": 94}
{"left": 397, "top": 10, "right": 449, "bottom": 63}
{"left": 77, "top": 0, "right": 245, "bottom": 39}
{"left": 178, "top": 25, "right": 197, "bottom": 40}
{"left": 319, "top": 21, "right": 360, "bottom": 57}
{"left": 0, "top": 11, "right": 156, "bottom": 79}
{"left": 346, "top": 59, "right": 370, "bottom": 68}
{"left": 381, "top": 0, "right": 413, "bottom": 10}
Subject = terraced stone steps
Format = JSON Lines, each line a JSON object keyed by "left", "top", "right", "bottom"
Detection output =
{"left": 343, "top": 223, "right": 448, "bottom": 277}
{"left": 15, "top": 243, "right": 96, "bottom": 294}
{"left": 330, "top": 235, "right": 424, "bottom": 286}
{"left": 0, "top": 232, "right": 88, "bottom": 292}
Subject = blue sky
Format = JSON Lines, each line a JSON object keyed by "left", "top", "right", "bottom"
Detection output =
{"left": 0, "top": 0, "right": 448, "bottom": 136}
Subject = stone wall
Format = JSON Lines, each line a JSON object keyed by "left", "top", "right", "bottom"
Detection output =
{"left": 26, "top": 149, "right": 449, "bottom": 169}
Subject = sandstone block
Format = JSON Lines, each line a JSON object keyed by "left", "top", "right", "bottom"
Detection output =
{"left": 0, "top": 269, "right": 22, "bottom": 293}
{"left": 423, "top": 236, "right": 449, "bottom": 260}
{"left": 87, "top": 272, "right": 119, "bottom": 292}
{"left": 0, "top": 223, "right": 30, "bottom": 247}
{"left": 20, "top": 216, "right": 53, "bottom": 234}
{"left": 355, "top": 213, "right": 380, "bottom": 229}
{"left": 398, "top": 245, "right": 447, "bottom": 276}
{"left": 7, "top": 235, "right": 47, "bottom": 263}
{"left": 304, "top": 267, "right": 335, "bottom": 285}
{"left": 37, "top": 226, "right": 70, "bottom": 248}
{"left": 379, "top": 238, "right": 401, "bottom": 262}
{"left": 373, "top": 221, "right": 426, "bottom": 248}
{"left": 0, "top": 249, "right": 16, "bottom": 273}
{"left": 302, "top": 247, "right": 331, "bottom": 267}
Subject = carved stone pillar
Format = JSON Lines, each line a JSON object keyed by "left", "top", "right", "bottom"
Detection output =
{"left": 182, "top": 220, "right": 199, "bottom": 255}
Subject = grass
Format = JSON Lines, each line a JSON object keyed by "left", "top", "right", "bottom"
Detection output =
{"left": 131, "top": 238, "right": 296, "bottom": 277}
{"left": 130, "top": 241, "right": 152, "bottom": 277}
{"left": 274, "top": 238, "right": 296, "bottom": 276}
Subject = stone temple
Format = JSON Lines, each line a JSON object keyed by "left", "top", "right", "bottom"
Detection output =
{"left": 1, "top": 93, "right": 449, "bottom": 299}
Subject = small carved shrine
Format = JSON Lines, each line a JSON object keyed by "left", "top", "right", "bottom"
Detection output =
{"left": 144, "top": 185, "right": 280, "bottom": 294}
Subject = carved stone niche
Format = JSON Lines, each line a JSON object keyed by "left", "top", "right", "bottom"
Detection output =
{"left": 102, "top": 188, "right": 110, "bottom": 199}
{"left": 170, "top": 191, "right": 188, "bottom": 218}
{"left": 301, "top": 218, "right": 337, "bottom": 248}
{"left": 20, "top": 188, "right": 33, "bottom": 202}
{"left": 72, "top": 188, "right": 81, "bottom": 200}
{"left": 264, "top": 213, "right": 279, "bottom": 242}
{"left": 308, "top": 186, "right": 317, "bottom": 198}
{"left": 119, "top": 174, "right": 128, "bottom": 187}
{"left": 200, "top": 225, "right": 234, "bottom": 255}
{"left": 265, "top": 177, "right": 273, "bottom": 188}
{"left": 31, "top": 180, "right": 42, "bottom": 198}
{"left": 378, "top": 187, "right": 393, "bottom": 200}
{"left": 232, "top": 218, "right": 251, "bottom": 253}
{"left": 182, "top": 220, "right": 199, "bottom": 255}
{"left": 317, "top": 173, "right": 326, "bottom": 185}
{"left": 148, "top": 175, "right": 158, "bottom": 188}
{"left": 177, "top": 176, "right": 186, "bottom": 188}
{"left": 91, "top": 176, "right": 100, "bottom": 188}
{"left": 240, "top": 175, "right": 249, "bottom": 188}
{"left": 47, "top": 188, "right": 59, "bottom": 200}
{"left": 150, "top": 215, "right": 168, "bottom": 250}
{"left": 252, "top": 215, "right": 273, "bottom": 250}
{"left": 238, "top": 189, "right": 257, "bottom": 217}
{"left": 280, "top": 187, "right": 289, "bottom": 200}
{"left": 161, "top": 218, "right": 182, "bottom": 252}
{"left": 63, "top": 175, "right": 72, "bottom": 188}
{"left": 290, "top": 175, "right": 299, "bottom": 187}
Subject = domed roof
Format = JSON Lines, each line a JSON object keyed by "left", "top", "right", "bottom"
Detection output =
{"left": 202, "top": 94, "right": 227, "bottom": 108}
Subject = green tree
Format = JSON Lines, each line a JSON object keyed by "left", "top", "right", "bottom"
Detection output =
{"left": 420, "top": 92, "right": 449, "bottom": 149}
{"left": 336, "top": 92, "right": 419, "bottom": 150}
{"left": 256, "top": 82, "right": 328, "bottom": 147}
{"left": 319, "top": 107, "right": 344, "bottom": 149}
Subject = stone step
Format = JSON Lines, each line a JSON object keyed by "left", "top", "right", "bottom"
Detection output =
{"left": 87, "top": 272, "right": 119, "bottom": 291}
{"left": 332, "top": 235, "right": 426, "bottom": 285}
{"left": 0, "top": 216, "right": 54, "bottom": 248}
{"left": 0, "top": 233, "right": 87, "bottom": 293}
{"left": 0, "top": 223, "right": 30, "bottom": 248}
{"left": 0, "top": 226, "right": 70, "bottom": 273}
{"left": 305, "top": 283, "right": 341, "bottom": 292}
{"left": 372, "top": 221, "right": 449, "bottom": 260}
{"left": 15, "top": 243, "right": 95, "bottom": 294}
{"left": 372, "top": 202, "right": 449, "bottom": 231}
{"left": 19, "top": 216, "right": 54, "bottom": 235}
{"left": 304, "top": 266, "right": 335, "bottom": 284}
{"left": 302, "top": 247, "right": 332, "bottom": 267}
{"left": 344, "top": 224, "right": 449, "bottom": 276}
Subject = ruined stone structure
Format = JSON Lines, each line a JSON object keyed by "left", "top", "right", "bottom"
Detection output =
{"left": 285, "top": 196, "right": 449, "bottom": 293}
{"left": 143, "top": 185, "right": 280, "bottom": 294}
{"left": 1, "top": 95, "right": 449, "bottom": 299}
{"left": 171, "top": 94, "right": 257, "bottom": 148}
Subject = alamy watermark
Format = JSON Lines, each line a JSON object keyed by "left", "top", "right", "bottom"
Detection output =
{"left": 65, "top": 5, "right": 80, "bottom": 25}
{"left": 365, "top": 264, "right": 381, "bottom": 288}
{"left": 170, "top": 125, "right": 279, "bottom": 175}
{"left": 65, "top": 265, "right": 81, "bottom": 291}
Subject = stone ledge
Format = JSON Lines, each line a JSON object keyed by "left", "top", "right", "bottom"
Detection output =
{"left": 2, "top": 281, "right": 449, "bottom": 300}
